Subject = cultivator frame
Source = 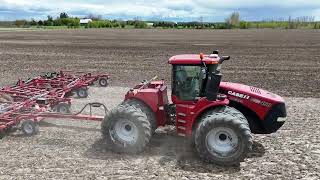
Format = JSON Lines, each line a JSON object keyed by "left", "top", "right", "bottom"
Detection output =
{"left": 0, "top": 71, "right": 109, "bottom": 137}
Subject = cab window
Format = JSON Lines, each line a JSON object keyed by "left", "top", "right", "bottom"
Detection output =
{"left": 173, "top": 65, "right": 203, "bottom": 101}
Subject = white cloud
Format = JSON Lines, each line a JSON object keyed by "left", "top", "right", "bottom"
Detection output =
{"left": 0, "top": 0, "right": 319, "bottom": 21}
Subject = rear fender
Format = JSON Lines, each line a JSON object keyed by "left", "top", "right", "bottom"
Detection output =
{"left": 178, "top": 98, "right": 229, "bottom": 136}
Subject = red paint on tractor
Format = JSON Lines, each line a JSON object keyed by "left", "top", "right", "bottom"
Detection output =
{"left": 219, "top": 82, "right": 285, "bottom": 120}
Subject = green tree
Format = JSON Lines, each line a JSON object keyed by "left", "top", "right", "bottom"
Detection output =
{"left": 134, "top": 21, "right": 147, "bottom": 28}
{"left": 44, "top": 15, "right": 54, "bottom": 26}
{"left": 38, "top": 20, "right": 44, "bottom": 26}
{"left": 239, "top": 21, "right": 249, "bottom": 29}
{"left": 60, "top": 12, "right": 69, "bottom": 19}
{"left": 226, "top": 12, "right": 240, "bottom": 28}
{"left": 30, "top": 19, "right": 37, "bottom": 26}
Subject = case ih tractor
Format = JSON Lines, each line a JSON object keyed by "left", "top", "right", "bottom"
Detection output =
{"left": 101, "top": 50, "right": 286, "bottom": 166}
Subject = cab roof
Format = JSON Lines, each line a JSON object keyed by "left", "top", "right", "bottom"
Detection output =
{"left": 168, "top": 54, "right": 219, "bottom": 65}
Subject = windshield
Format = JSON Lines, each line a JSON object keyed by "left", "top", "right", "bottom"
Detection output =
{"left": 172, "top": 65, "right": 203, "bottom": 101}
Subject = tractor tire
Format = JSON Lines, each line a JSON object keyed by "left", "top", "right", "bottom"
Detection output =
{"left": 194, "top": 107, "right": 252, "bottom": 166}
{"left": 192, "top": 106, "right": 248, "bottom": 145}
{"left": 101, "top": 104, "right": 152, "bottom": 154}
{"left": 99, "top": 78, "right": 108, "bottom": 87}
{"left": 76, "top": 88, "right": 88, "bottom": 98}
{"left": 210, "top": 106, "right": 249, "bottom": 126}
{"left": 21, "top": 120, "right": 39, "bottom": 136}
{"left": 123, "top": 99, "right": 157, "bottom": 133}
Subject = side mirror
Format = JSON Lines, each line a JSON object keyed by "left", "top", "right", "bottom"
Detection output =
{"left": 219, "top": 56, "right": 231, "bottom": 64}
{"left": 222, "top": 56, "right": 230, "bottom": 60}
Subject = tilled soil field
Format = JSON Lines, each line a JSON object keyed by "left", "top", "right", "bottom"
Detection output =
{"left": 0, "top": 29, "right": 319, "bottom": 97}
{"left": 0, "top": 29, "right": 319, "bottom": 179}
{"left": 1, "top": 87, "right": 319, "bottom": 180}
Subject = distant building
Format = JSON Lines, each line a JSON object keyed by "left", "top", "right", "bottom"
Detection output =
{"left": 146, "top": 23, "right": 154, "bottom": 27}
{"left": 80, "top": 19, "right": 92, "bottom": 24}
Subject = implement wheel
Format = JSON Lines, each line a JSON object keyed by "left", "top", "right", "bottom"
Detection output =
{"left": 55, "top": 103, "right": 71, "bottom": 114}
{"left": 99, "top": 78, "right": 108, "bottom": 87}
{"left": 21, "top": 120, "right": 39, "bottom": 136}
{"left": 101, "top": 104, "right": 151, "bottom": 153}
{"left": 195, "top": 107, "right": 252, "bottom": 166}
{"left": 76, "top": 88, "right": 88, "bottom": 98}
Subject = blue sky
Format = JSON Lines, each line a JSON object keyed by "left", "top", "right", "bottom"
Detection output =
{"left": 0, "top": 0, "right": 320, "bottom": 22}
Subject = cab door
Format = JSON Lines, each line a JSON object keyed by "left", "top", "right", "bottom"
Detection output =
{"left": 171, "top": 65, "right": 204, "bottom": 136}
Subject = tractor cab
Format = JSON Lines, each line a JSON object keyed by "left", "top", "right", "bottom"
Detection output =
{"left": 168, "top": 51, "right": 230, "bottom": 103}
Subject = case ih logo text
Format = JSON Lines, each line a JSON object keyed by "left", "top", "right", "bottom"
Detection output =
{"left": 228, "top": 91, "right": 250, "bottom": 99}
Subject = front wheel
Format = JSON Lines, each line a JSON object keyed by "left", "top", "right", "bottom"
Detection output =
{"left": 195, "top": 108, "right": 252, "bottom": 166}
{"left": 101, "top": 104, "right": 152, "bottom": 153}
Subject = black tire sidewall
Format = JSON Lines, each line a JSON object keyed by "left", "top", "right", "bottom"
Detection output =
{"left": 21, "top": 120, "right": 39, "bottom": 136}
{"left": 124, "top": 99, "right": 157, "bottom": 132}
{"left": 99, "top": 78, "right": 108, "bottom": 87}
{"left": 77, "top": 88, "right": 88, "bottom": 98}
{"left": 109, "top": 114, "right": 147, "bottom": 152}
{"left": 102, "top": 105, "right": 151, "bottom": 154}
{"left": 196, "top": 119, "right": 246, "bottom": 164}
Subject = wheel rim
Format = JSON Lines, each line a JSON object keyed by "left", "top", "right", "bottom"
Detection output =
{"left": 113, "top": 119, "right": 138, "bottom": 144}
{"left": 78, "top": 89, "right": 86, "bottom": 97}
{"left": 100, "top": 79, "right": 107, "bottom": 86}
{"left": 23, "top": 123, "right": 34, "bottom": 134}
{"left": 206, "top": 127, "right": 239, "bottom": 156}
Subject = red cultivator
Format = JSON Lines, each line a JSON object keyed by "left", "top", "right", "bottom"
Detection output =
{"left": 0, "top": 71, "right": 109, "bottom": 138}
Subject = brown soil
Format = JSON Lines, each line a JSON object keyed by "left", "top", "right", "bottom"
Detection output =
{"left": 0, "top": 29, "right": 319, "bottom": 97}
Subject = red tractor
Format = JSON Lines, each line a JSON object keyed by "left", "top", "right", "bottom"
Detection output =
{"left": 101, "top": 50, "right": 286, "bottom": 166}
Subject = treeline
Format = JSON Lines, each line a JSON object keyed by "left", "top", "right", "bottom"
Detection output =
{"left": 86, "top": 20, "right": 147, "bottom": 28}
{"left": 8, "top": 12, "right": 320, "bottom": 29}
{"left": 15, "top": 13, "right": 80, "bottom": 28}
{"left": 224, "top": 12, "right": 320, "bottom": 29}
{"left": 12, "top": 12, "right": 148, "bottom": 29}
{"left": 152, "top": 13, "right": 320, "bottom": 29}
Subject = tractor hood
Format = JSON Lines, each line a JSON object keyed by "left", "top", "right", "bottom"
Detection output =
{"left": 219, "top": 82, "right": 287, "bottom": 134}
{"left": 219, "top": 82, "right": 285, "bottom": 104}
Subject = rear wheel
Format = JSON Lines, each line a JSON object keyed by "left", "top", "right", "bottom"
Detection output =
{"left": 123, "top": 99, "right": 157, "bottom": 133}
{"left": 195, "top": 107, "right": 252, "bottom": 166}
{"left": 101, "top": 104, "right": 151, "bottom": 153}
